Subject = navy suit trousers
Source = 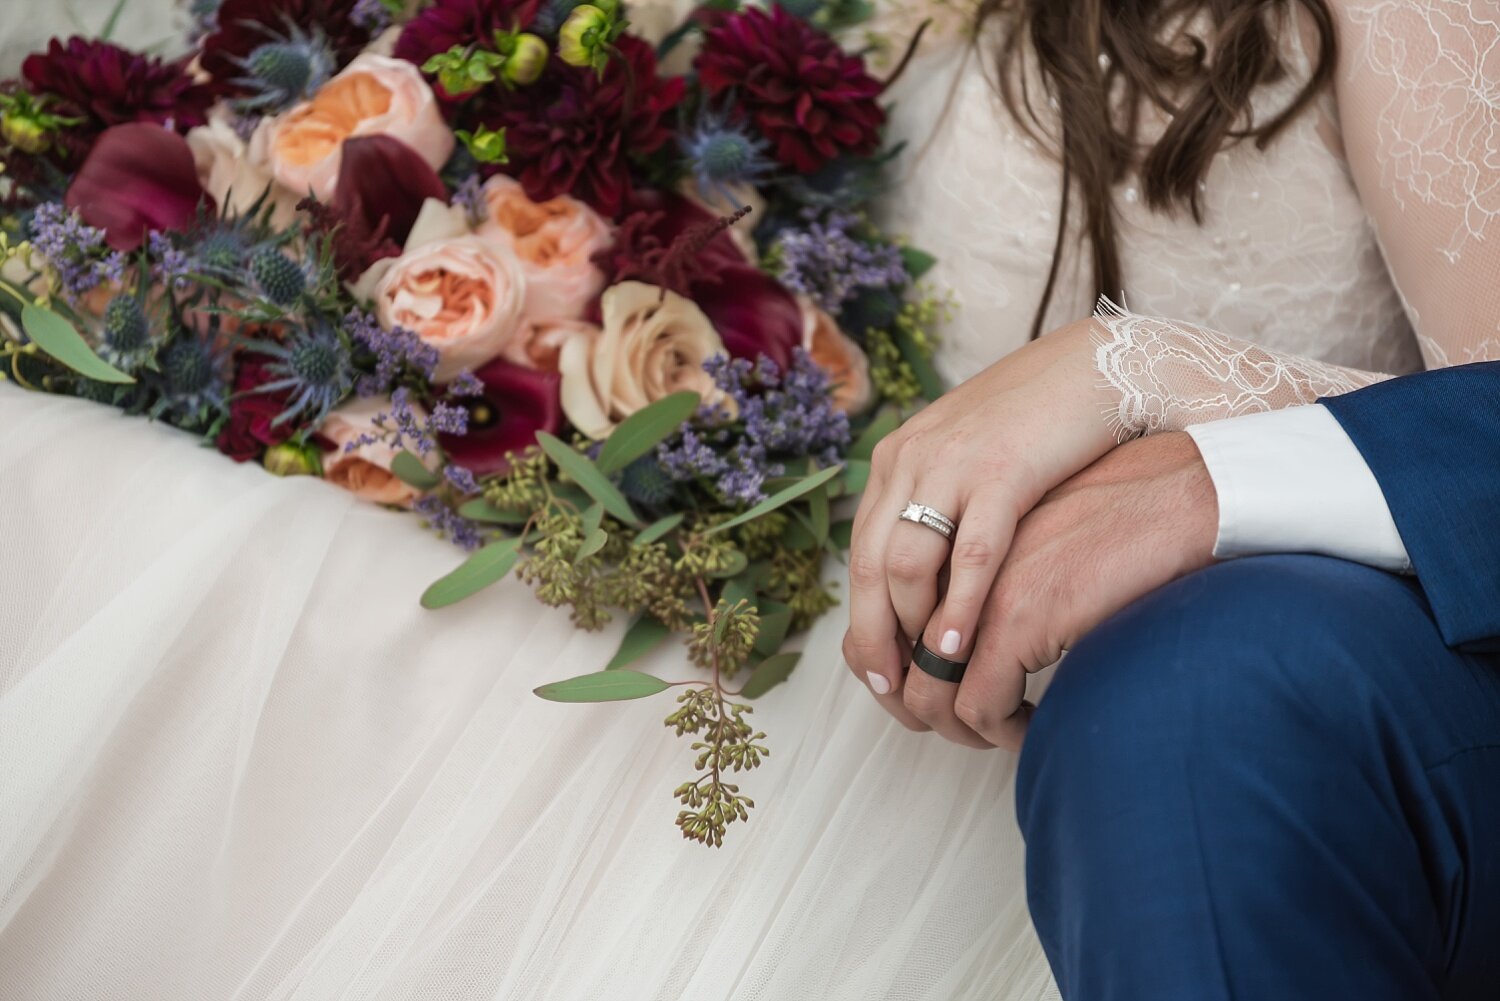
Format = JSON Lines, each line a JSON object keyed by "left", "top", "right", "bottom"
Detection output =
{"left": 1018, "top": 555, "right": 1500, "bottom": 1000}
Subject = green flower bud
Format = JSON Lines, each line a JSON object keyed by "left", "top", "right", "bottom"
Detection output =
{"left": 558, "top": 4, "right": 617, "bottom": 73}
{"left": 455, "top": 125, "right": 509, "bottom": 165}
{"left": 503, "top": 33, "right": 549, "bottom": 86}
{"left": 2, "top": 110, "right": 49, "bottom": 155}
{"left": 263, "top": 442, "right": 323, "bottom": 477}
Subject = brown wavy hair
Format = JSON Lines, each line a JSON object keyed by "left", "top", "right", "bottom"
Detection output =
{"left": 975, "top": 0, "right": 1337, "bottom": 338}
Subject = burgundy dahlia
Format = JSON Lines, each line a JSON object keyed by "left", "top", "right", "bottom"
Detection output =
{"left": 217, "top": 354, "right": 298, "bottom": 461}
{"left": 438, "top": 358, "right": 562, "bottom": 476}
{"left": 21, "top": 37, "right": 213, "bottom": 137}
{"left": 199, "top": 0, "right": 372, "bottom": 90}
{"left": 481, "top": 36, "right": 683, "bottom": 219}
{"left": 394, "top": 0, "right": 542, "bottom": 90}
{"left": 695, "top": 5, "right": 885, "bottom": 174}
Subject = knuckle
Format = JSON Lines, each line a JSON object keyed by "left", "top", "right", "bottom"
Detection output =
{"left": 953, "top": 695, "right": 993, "bottom": 732}
{"left": 847, "top": 551, "right": 884, "bottom": 588}
{"left": 870, "top": 434, "right": 902, "bottom": 470}
{"left": 902, "top": 682, "right": 950, "bottom": 719}
{"left": 841, "top": 632, "right": 886, "bottom": 666}
{"left": 950, "top": 537, "right": 997, "bottom": 571}
{"left": 885, "top": 546, "right": 931, "bottom": 586}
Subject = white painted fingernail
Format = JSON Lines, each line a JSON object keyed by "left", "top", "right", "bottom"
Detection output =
{"left": 941, "top": 630, "right": 962, "bottom": 655}
{"left": 867, "top": 673, "right": 891, "bottom": 695}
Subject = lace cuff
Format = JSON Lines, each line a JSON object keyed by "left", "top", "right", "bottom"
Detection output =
{"left": 1091, "top": 298, "right": 1391, "bottom": 439}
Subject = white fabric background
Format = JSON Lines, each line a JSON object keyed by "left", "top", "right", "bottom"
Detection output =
{"left": 0, "top": 386, "right": 1056, "bottom": 1000}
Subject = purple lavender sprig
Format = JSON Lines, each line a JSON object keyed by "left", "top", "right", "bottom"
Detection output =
{"left": 773, "top": 210, "right": 906, "bottom": 315}
{"left": 344, "top": 386, "right": 469, "bottom": 457}
{"left": 344, "top": 309, "right": 441, "bottom": 397}
{"left": 28, "top": 203, "right": 126, "bottom": 301}
{"left": 656, "top": 349, "right": 850, "bottom": 505}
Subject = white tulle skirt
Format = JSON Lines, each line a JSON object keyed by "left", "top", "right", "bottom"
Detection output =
{"left": 0, "top": 385, "right": 1058, "bottom": 1001}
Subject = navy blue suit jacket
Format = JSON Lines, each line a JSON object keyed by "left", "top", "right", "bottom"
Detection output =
{"left": 1322, "top": 362, "right": 1500, "bottom": 653}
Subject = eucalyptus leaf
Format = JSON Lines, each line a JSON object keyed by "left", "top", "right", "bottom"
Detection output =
{"left": 851, "top": 408, "right": 901, "bottom": 461}
{"left": 753, "top": 602, "right": 793, "bottom": 657}
{"left": 901, "top": 246, "right": 938, "bottom": 280}
{"left": 830, "top": 519, "right": 854, "bottom": 549}
{"left": 458, "top": 500, "right": 528, "bottom": 525}
{"left": 707, "top": 549, "right": 749, "bottom": 579}
{"left": 606, "top": 616, "right": 672, "bottom": 670}
{"left": 536, "top": 432, "right": 640, "bottom": 526}
{"left": 576, "top": 527, "right": 608, "bottom": 560}
{"left": 841, "top": 459, "right": 871, "bottom": 495}
{"left": 595, "top": 391, "right": 700, "bottom": 474}
{"left": 635, "top": 513, "right": 684, "bottom": 545}
{"left": 580, "top": 502, "right": 604, "bottom": 538}
{"left": 420, "top": 537, "right": 522, "bottom": 609}
{"left": 783, "top": 510, "right": 818, "bottom": 552}
{"left": 534, "top": 669, "right": 672, "bottom": 703}
{"left": 721, "top": 577, "right": 755, "bottom": 612}
{"left": 740, "top": 652, "right": 801, "bottom": 699}
{"left": 21, "top": 304, "right": 134, "bottom": 384}
{"left": 809, "top": 483, "right": 830, "bottom": 544}
{"left": 706, "top": 464, "right": 844, "bottom": 536}
{"left": 392, "top": 451, "right": 441, "bottom": 490}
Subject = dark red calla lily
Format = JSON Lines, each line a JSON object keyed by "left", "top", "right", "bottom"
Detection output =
{"left": 64, "top": 122, "right": 210, "bottom": 251}
{"left": 693, "top": 265, "right": 803, "bottom": 371}
{"left": 439, "top": 357, "right": 562, "bottom": 476}
{"left": 330, "top": 135, "right": 449, "bottom": 273}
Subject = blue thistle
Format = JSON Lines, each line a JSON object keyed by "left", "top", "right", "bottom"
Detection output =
{"left": 99, "top": 294, "right": 156, "bottom": 372}
{"left": 620, "top": 455, "right": 676, "bottom": 507}
{"left": 681, "top": 109, "right": 776, "bottom": 204}
{"left": 229, "top": 22, "right": 336, "bottom": 114}
{"left": 151, "top": 330, "right": 229, "bottom": 428}
{"left": 250, "top": 318, "right": 354, "bottom": 427}
{"left": 250, "top": 246, "right": 306, "bottom": 305}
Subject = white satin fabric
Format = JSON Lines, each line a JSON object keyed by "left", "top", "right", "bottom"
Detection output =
{"left": 0, "top": 388, "right": 1058, "bottom": 1000}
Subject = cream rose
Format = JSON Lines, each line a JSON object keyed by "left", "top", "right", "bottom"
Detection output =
{"left": 187, "top": 112, "right": 300, "bottom": 228}
{"left": 357, "top": 199, "right": 528, "bottom": 380}
{"left": 559, "top": 281, "right": 729, "bottom": 439}
{"left": 800, "top": 298, "right": 873, "bottom": 414}
{"left": 475, "top": 176, "right": 612, "bottom": 324}
{"left": 266, "top": 54, "right": 453, "bottom": 201}
{"left": 319, "top": 397, "right": 433, "bottom": 506}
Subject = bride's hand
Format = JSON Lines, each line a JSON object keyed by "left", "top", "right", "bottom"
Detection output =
{"left": 842, "top": 318, "right": 1115, "bottom": 745}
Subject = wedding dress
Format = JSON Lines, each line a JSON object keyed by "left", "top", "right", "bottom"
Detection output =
{"left": 2, "top": 3, "right": 1495, "bottom": 999}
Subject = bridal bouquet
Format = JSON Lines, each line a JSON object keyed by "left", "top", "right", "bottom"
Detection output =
{"left": 0, "top": 0, "right": 944, "bottom": 845}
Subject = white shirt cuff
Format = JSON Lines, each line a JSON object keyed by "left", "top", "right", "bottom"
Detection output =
{"left": 1185, "top": 404, "right": 1412, "bottom": 573}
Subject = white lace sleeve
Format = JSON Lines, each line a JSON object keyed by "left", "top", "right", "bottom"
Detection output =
{"left": 1096, "top": 0, "right": 1500, "bottom": 437}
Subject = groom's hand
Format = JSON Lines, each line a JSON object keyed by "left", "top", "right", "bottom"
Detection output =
{"left": 897, "top": 431, "right": 1219, "bottom": 749}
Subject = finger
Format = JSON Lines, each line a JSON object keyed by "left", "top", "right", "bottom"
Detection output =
{"left": 902, "top": 658, "right": 992, "bottom": 749}
{"left": 926, "top": 487, "right": 1018, "bottom": 662}
{"left": 842, "top": 629, "right": 930, "bottom": 732}
{"left": 947, "top": 618, "right": 1032, "bottom": 750}
{"left": 884, "top": 489, "right": 961, "bottom": 655}
{"left": 844, "top": 469, "right": 912, "bottom": 696}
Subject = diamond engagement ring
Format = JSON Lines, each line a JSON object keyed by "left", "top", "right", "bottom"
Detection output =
{"left": 898, "top": 502, "right": 957, "bottom": 541}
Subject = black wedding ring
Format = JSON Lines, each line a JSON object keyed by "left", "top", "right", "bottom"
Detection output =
{"left": 913, "top": 639, "right": 968, "bottom": 684}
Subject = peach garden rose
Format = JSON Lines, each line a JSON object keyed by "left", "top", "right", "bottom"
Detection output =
{"left": 799, "top": 298, "right": 873, "bottom": 414}
{"left": 356, "top": 200, "right": 528, "bottom": 380}
{"left": 558, "top": 281, "right": 730, "bottom": 439}
{"left": 319, "top": 396, "right": 433, "bottom": 506}
{"left": 266, "top": 53, "right": 453, "bottom": 201}
{"left": 475, "top": 176, "right": 612, "bottom": 325}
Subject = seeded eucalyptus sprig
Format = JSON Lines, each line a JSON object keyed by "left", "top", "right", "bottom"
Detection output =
{"left": 408, "top": 387, "right": 881, "bottom": 845}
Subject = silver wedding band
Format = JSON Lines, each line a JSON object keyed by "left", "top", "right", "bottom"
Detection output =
{"left": 898, "top": 501, "right": 957, "bottom": 541}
